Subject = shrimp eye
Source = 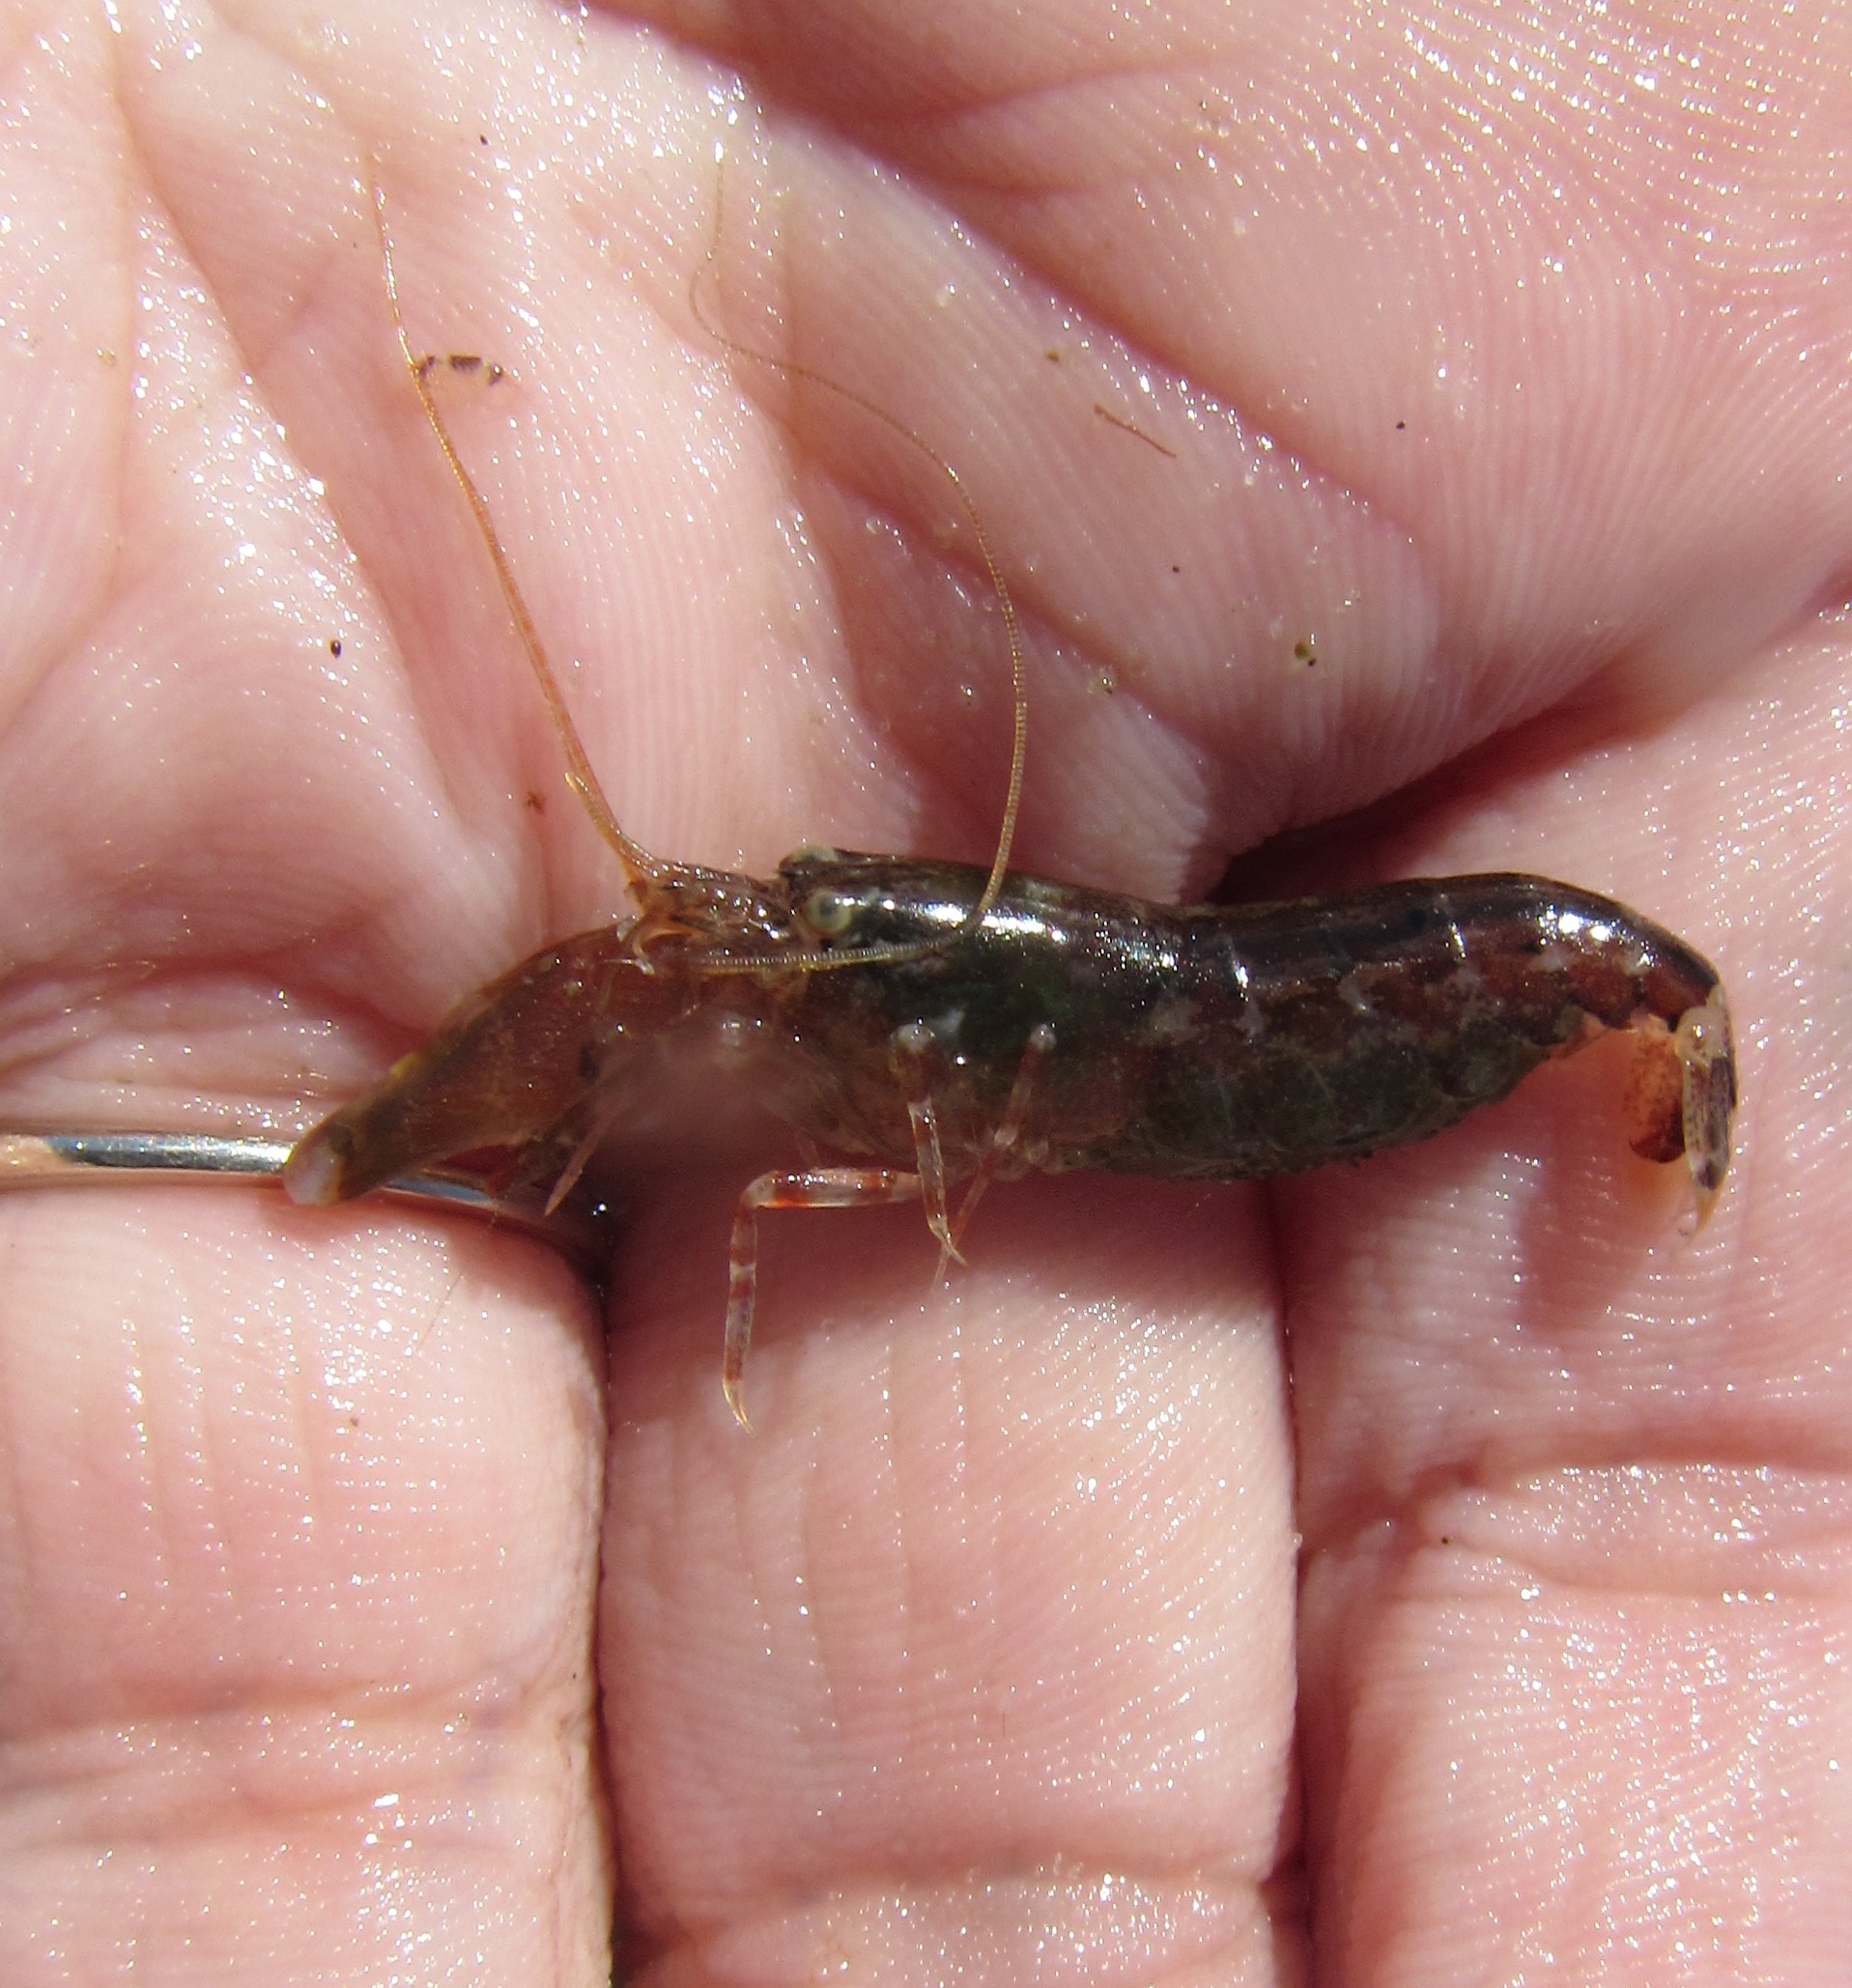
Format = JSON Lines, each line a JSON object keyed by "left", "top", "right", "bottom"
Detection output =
{"left": 802, "top": 888, "right": 857, "bottom": 940}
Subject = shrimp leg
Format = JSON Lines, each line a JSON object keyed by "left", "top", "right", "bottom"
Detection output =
{"left": 887, "top": 1018, "right": 1059, "bottom": 1270}
{"left": 726, "top": 1167, "right": 926, "bottom": 1427}
{"left": 889, "top": 1022, "right": 954, "bottom": 1257}
{"left": 944, "top": 1021, "right": 1057, "bottom": 1260}
{"left": 721, "top": 1017, "right": 989, "bottom": 1426}
{"left": 723, "top": 1019, "right": 1065, "bottom": 1424}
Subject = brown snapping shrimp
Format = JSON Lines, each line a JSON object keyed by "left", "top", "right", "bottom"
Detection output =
{"left": 283, "top": 177, "right": 1735, "bottom": 1427}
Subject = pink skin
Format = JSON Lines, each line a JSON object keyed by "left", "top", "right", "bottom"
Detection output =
{"left": 0, "top": 1, "right": 1847, "bottom": 1979}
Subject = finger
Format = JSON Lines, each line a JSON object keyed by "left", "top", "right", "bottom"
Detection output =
{"left": 1289, "top": 621, "right": 1850, "bottom": 1976}
{"left": 601, "top": 1172, "right": 1301, "bottom": 1980}
{"left": 0, "top": 1189, "right": 609, "bottom": 1974}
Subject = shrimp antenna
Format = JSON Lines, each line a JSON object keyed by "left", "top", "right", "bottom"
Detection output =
{"left": 367, "top": 170, "right": 665, "bottom": 895}
{"left": 690, "top": 152, "right": 1029, "bottom": 936}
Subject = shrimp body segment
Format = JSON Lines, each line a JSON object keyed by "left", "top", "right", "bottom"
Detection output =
{"left": 756, "top": 856, "right": 1735, "bottom": 1202}
{"left": 285, "top": 849, "right": 1734, "bottom": 1418}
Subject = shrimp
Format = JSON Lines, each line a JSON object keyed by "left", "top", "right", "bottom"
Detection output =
{"left": 284, "top": 182, "right": 1736, "bottom": 1427}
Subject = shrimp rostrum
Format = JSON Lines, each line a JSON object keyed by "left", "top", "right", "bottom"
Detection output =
{"left": 287, "top": 188, "right": 1736, "bottom": 1425}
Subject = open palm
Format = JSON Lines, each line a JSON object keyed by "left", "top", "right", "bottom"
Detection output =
{"left": 3, "top": 2, "right": 1846, "bottom": 1979}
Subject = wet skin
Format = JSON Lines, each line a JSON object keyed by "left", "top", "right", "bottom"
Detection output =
{"left": 1, "top": 3, "right": 1849, "bottom": 1981}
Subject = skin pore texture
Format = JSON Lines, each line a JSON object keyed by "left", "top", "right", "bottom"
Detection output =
{"left": 1, "top": 0, "right": 1849, "bottom": 1980}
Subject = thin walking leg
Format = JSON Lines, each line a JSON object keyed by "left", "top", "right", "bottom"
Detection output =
{"left": 945, "top": 1023, "right": 1055, "bottom": 1263}
{"left": 724, "top": 1166, "right": 925, "bottom": 1427}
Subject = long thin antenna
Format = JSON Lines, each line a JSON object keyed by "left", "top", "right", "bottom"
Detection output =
{"left": 368, "top": 171, "right": 664, "bottom": 893}
{"left": 691, "top": 153, "right": 1029, "bottom": 934}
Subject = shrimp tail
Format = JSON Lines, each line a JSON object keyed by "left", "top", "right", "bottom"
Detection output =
{"left": 1672, "top": 986, "right": 1736, "bottom": 1221}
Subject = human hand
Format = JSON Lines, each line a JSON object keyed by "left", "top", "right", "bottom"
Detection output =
{"left": 2, "top": 2, "right": 1844, "bottom": 1979}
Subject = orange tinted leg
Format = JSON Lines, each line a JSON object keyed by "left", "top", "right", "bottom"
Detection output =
{"left": 724, "top": 1167, "right": 924, "bottom": 1427}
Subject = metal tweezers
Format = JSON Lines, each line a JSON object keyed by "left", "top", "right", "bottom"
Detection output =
{"left": 0, "top": 1129, "right": 614, "bottom": 1275}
